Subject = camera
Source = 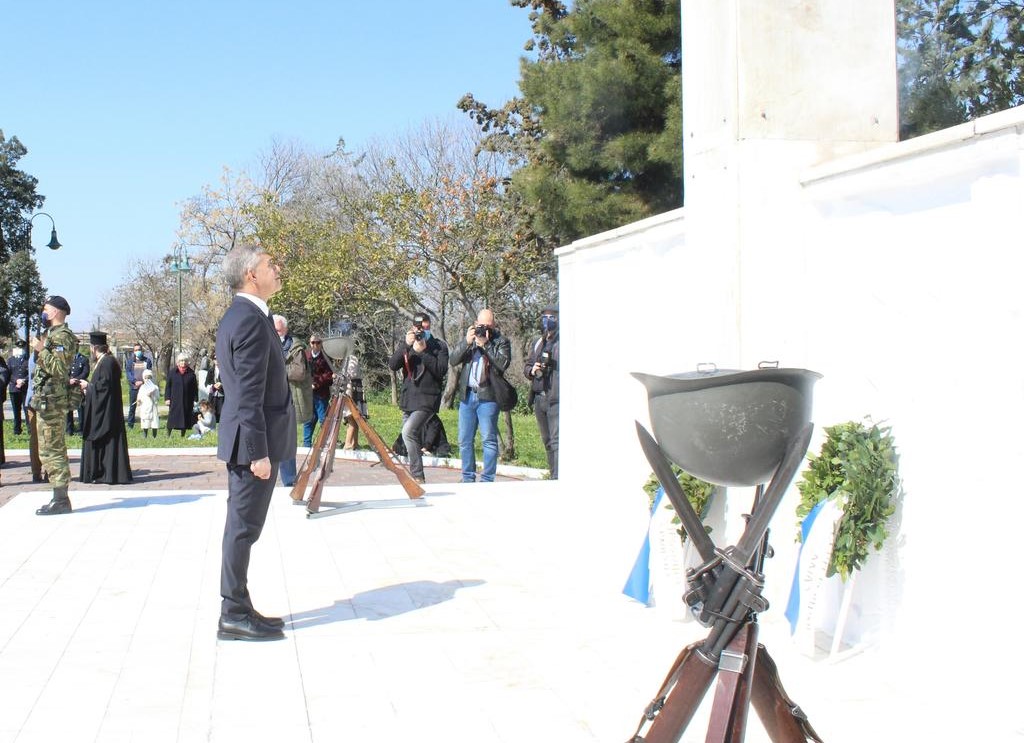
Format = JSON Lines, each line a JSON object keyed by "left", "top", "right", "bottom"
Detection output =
{"left": 474, "top": 324, "right": 489, "bottom": 338}
{"left": 535, "top": 350, "right": 554, "bottom": 378}
{"left": 413, "top": 321, "right": 425, "bottom": 341}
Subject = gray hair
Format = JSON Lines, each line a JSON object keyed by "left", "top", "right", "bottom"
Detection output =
{"left": 272, "top": 314, "right": 287, "bottom": 328}
{"left": 222, "top": 243, "right": 266, "bottom": 291}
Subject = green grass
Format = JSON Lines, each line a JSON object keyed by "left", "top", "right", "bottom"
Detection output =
{"left": 2, "top": 418, "right": 218, "bottom": 450}
{"left": 4, "top": 393, "right": 551, "bottom": 471}
{"left": 363, "top": 392, "right": 548, "bottom": 471}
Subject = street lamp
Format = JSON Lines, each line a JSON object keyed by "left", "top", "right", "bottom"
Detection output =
{"left": 25, "top": 212, "right": 63, "bottom": 344}
{"left": 169, "top": 245, "right": 192, "bottom": 357}
{"left": 29, "top": 212, "right": 62, "bottom": 251}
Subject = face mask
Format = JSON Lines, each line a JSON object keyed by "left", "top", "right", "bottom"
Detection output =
{"left": 135, "top": 351, "right": 143, "bottom": 359}
{"left": 422, "top": 329, "right": 433, "bottom": 340}
{"left": 541, "top": 315, "right": 558, "bottom": 333}
{"left": 40, "top": 312, "right": 51, "bottom": 328}
{"left": 19, "top": 349, "right": 27, "bottom": 358}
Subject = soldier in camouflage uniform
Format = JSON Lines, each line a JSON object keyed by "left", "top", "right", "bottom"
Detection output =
{"left": 31, "top": 296, "right": 78, "bottom": 516}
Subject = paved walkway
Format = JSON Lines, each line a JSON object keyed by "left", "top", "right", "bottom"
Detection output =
{"left": 0, "top": 447, "right": 524, "bottom": 510}
{"left": 0, "top": 450, "right": 1016, "bottom": 741}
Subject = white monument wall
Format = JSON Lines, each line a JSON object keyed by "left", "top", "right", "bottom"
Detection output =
{"left": 553, "top": 1, "right": 1021, "bottom": 733}
{"left": 556, "top": 107, "right": 1024, "bottom": 669}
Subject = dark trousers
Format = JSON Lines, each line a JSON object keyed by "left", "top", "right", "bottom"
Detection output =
{"left": 221, "top": 461, "right": 279, "bottom": 619}
{"left": 65, "top": 404, "right": 84, "bottom": 434}
{"left": 401, "top": 409, "right": 433, "bottom": 479}
{"left": 9, "top": 389, "right": 26, "bottom": 434}
{"left": 534, "top": 393, "right": 559, "bottom": 479}
{"left": 127, "top": 385, "right": 140, "bottom": 426}
{"left": 211, "top": 395, "right": 224, "bottom": 423}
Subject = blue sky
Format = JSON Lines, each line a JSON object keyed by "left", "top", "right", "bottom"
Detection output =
{"left": 5, "top": 1, "right": 531, "bottom": 331}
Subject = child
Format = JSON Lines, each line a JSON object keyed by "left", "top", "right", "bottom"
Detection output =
{"left": 189, "top": 399, "right": 216, "bottom": 439}
{"left": 137, "top": 369, "right": 161, "bottom": 438}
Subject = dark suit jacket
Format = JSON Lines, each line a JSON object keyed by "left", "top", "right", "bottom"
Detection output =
{"left": 215, "top": 295, "right": 296, "bottom": 465}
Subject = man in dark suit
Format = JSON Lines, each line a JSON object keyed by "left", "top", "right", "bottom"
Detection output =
{"left": 214, "top": 243, "right": 296, "bottom": 642}
{"left": 7, "top": 341, "right": 29, "bottom": 435}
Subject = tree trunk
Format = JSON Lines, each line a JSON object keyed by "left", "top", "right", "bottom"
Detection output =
{"left": 498, "top": 410, "right": 516, "bottom": 462}
{"left": 442, "top": 365, "right": 459, "bottom": 409}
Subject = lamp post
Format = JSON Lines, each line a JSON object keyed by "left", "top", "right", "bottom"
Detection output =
{"left": 25, "top": 212, "right": 63, "bottom": 345}
{"left": 169, "top": 245, "right": 192, "bottom": 357}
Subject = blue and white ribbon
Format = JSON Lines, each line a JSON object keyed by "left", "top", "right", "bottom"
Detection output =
{"left": 623, "top": 486, "right": 666, "bottom": 605}
{"left": 785, "top": 498, "right": 842, "bottom": 635}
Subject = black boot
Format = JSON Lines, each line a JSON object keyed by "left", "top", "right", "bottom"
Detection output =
{"left": 36, "top": 485, "right": 71, "bottom": 516}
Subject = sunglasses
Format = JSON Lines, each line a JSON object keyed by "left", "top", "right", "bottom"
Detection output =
{"left": 310, "top": 340, "right": 322, "bottom": 345}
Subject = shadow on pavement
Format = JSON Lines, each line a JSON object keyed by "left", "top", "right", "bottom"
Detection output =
{"left": 288, "top": 579, "right": 485, "bottom": 630}
{"left": 72, "top": 493, "right": 218, "bottom": 513}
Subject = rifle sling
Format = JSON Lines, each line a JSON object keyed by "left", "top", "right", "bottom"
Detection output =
{"left": 752, "top": 645, "right": 824, "bottom": 743}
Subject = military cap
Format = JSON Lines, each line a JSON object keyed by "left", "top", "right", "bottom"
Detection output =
{"left": 44, "top": 295, "right": 71, "bottom": 314}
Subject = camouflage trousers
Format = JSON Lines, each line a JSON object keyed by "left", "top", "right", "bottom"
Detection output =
{"left": 35, "top": 404, "right": 70, "bottom": 487}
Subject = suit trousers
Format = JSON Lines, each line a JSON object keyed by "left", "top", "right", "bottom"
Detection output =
{"left": 9, "top": 389, "right": 26, "bottom": 434}
{"left": 221, "top": 461, "right": 279, "bottom": 619}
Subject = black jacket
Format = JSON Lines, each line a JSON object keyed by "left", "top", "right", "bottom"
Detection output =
{"left": 69, "top": 352, "right": 89, "bottom": 384}
{"left": 388, "top": 336, "right": 449, "bottom": 413}
{"left": 450, "top": 329, "right": 512, "bottom": 404}
{"left": 524, "top": 332, "right": 559, "bottom": 405}
{"left": 7, "top": 353, "right": 28, "bottom": 394}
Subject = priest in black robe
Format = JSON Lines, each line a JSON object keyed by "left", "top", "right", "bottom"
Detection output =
{"left": 79, "top": 331, "right": 133, "bottom": 484}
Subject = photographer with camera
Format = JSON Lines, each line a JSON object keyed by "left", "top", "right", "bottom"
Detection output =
{"left": 524, "top": 306, "right": 560, "bottom": 479}
{"left": 388, "top": 311, "right": 448, "bottom": 484}
{"left": 450, "top": 308, "right": 511, "bottom": 483}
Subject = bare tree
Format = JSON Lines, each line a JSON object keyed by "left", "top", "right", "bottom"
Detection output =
{"left": 100, "top": 256, "right": 231, "bottom": 378}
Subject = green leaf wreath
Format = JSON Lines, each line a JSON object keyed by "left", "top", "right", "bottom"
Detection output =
{"left": 644, "top": 466, "right": 716, "bottom": 546}
{"left": 796, "top": 420, "right": 900, "bottom": 581}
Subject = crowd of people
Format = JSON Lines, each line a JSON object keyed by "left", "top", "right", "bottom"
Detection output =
{"left": 7, "top": 279, "right": 559, "bottom": 520}
{"left": 6, "top": 244, "right": 560, "bottom": 644}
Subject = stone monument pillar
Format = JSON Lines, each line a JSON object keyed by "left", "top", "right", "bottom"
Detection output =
{"left": 681, "top": 0, "right": 899, "bottom": 362}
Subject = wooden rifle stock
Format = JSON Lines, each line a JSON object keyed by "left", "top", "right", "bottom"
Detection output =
{"left": 289, "top": 394, "right": 337, "bottom": 502}
{"left": 305, "top": 395, "right": 346, "bottom": 514}
{"left": 340, "top": 394, "right": 425, "bottom": 499}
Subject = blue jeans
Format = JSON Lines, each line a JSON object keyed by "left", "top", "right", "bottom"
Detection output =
{"left": 458, "top": 390, "right": 499, "bottom": 482}
{"left": 302, "top": 395, "right": 329, "bottom": 447}
{"left": 279, "top": 457, "right": 296, "bottom": 487}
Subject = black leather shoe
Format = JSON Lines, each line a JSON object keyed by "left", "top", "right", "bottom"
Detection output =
{"left": 217, "top": 615, "right": 284, "bottom": 641}
{"left": 36, "top": 499, "right": 72, "bottom": 516}
{"left": 253, "top": 611, "right": 285, "bottom": 629}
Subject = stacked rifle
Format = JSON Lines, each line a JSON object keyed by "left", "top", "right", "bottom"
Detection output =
{"left": 629, "top": 421, "right": 823, "bottom": 743}
{"left": 290, "top": 373, "right": 424, "bottom": 516}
